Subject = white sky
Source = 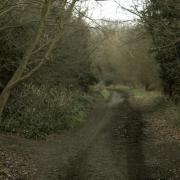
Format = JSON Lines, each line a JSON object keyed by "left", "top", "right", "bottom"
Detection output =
{"left": 79, "top": 0, "right": 138, "bottom": 22}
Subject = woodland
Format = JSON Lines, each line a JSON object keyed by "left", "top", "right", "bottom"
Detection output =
{"left": 0, "top": 1, "right": 180, "bottom": 179}
{"left": 0, "top": 0, "right": 179, "bottom": 137}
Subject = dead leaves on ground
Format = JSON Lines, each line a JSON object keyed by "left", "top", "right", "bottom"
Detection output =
{"left": 0, "top": 148, "right": 36, "bottom": 180}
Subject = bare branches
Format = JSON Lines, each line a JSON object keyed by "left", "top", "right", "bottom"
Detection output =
{"left": 0, "top": 0, "right": 108, "bottom": 116}
{"left": 113, "top": 0, "right": 142, "bottom": 18}
{"left": 0, "top": 6, "right": 15, "bottom": 17}
{"left": 0, "top": 0, "right": 53, "bottom": 116}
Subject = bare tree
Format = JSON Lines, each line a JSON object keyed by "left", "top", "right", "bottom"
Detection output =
{"left": 0, "top": 0, "right": 78, "bottom": 118}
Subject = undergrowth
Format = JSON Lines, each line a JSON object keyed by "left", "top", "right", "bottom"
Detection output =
{"left": 0, "top": 84, "right": 94, "bottom": 139}
{"left": 92, "top": 83, "right": 111, "bottom": 101}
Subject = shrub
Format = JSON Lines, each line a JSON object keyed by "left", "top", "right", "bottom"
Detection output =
{"left": 1, "top": 83, "right": 92, "bottom": 138}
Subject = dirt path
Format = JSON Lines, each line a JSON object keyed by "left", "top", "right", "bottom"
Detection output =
{"left": 0, "top": 91, "right": 180, "bottom": 179}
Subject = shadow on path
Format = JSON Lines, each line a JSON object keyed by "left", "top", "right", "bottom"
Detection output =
{"left": 63, "top": 91, "right": 148, "bottom": 179}
{"left": 109, "top": 91, "right": 147, "bottom": 180}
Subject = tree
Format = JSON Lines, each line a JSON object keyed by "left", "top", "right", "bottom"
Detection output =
{"left": 0, "top": 0, "right": 79, "bottom": 117}
{"left": 92, "top": 23, "right": 160, "bottom": 89}
{"left": 140, "top": 0, "right": 180, "bottom": 101}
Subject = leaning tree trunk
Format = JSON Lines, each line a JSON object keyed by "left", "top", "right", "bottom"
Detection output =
{"left": 0, "top": 0, "right": 52, "bottom": 118}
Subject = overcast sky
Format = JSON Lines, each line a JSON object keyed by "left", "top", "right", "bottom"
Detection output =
{"left": 80, "top": 0, "right": 138, "bottom": 22}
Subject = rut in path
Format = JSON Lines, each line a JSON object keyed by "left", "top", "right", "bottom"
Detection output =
{"left": 0, "top": 92, "right": 151, "bottom": 179}
{"left": 63, "top": 91, "right": 147, "bottom": 180}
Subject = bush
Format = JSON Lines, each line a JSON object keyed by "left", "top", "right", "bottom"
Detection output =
{"left": 1, "top": 83, "right": 92, "bottom": 138}
{"left": 78, "top": 72, "right": 99, "bottom": 92}
{"left": 142, "top": 0, "right": 180, "bottom": 102}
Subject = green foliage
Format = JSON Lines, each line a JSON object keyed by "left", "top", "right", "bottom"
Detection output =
{"left": 78, "top": 72, "right": 99, "bottom": 92}
{"left": 142, "top": 0, "right": 180, "bottom": 102}
{"left": 100, "top": 88, "right": 111, "bottom": 101}
{"left": 110, "top": 85, "right": 146, "bottom": 97}
{"left": 0, "top": 1, "right": 98, "bottom": 138}
{"left": 129, "top": 89, "right": 147, "bottom": 97}
{"left": 33, "top": 15, "right": 97, "bottom": 92}
{"left": 0, "top": 84, "right": 92, "bottom": 138}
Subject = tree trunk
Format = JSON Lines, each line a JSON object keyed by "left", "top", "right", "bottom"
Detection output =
{"left": 0, "top": 0, "right": 52, "bottom": 118}
{"left": 0, "top": 0, "right": 78, "bottom": 119}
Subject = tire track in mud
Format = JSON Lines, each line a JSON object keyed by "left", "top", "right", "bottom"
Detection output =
{"left": 0, "top": 91, "right": 148, "bottom": 180}
{"left": 62, "top": 91, "right": 147, "bottom": 180}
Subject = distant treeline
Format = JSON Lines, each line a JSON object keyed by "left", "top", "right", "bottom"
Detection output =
{"left": 92, "top": 24, "right": 160, "bottom": 91}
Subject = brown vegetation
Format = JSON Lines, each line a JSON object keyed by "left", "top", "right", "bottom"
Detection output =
{"left": 92, "top": 24, "right": 160, "bottom": 90}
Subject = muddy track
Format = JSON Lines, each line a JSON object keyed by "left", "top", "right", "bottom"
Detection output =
{"left": 1, "top": 91, "right": 180, "bottom": 179}
{"left": 63, "top": 92, "right": 147, "bottom": 180}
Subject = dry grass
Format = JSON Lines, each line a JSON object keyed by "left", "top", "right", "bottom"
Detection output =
{"left": 128, "top": 90, "right": 161, "bottom": 110}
